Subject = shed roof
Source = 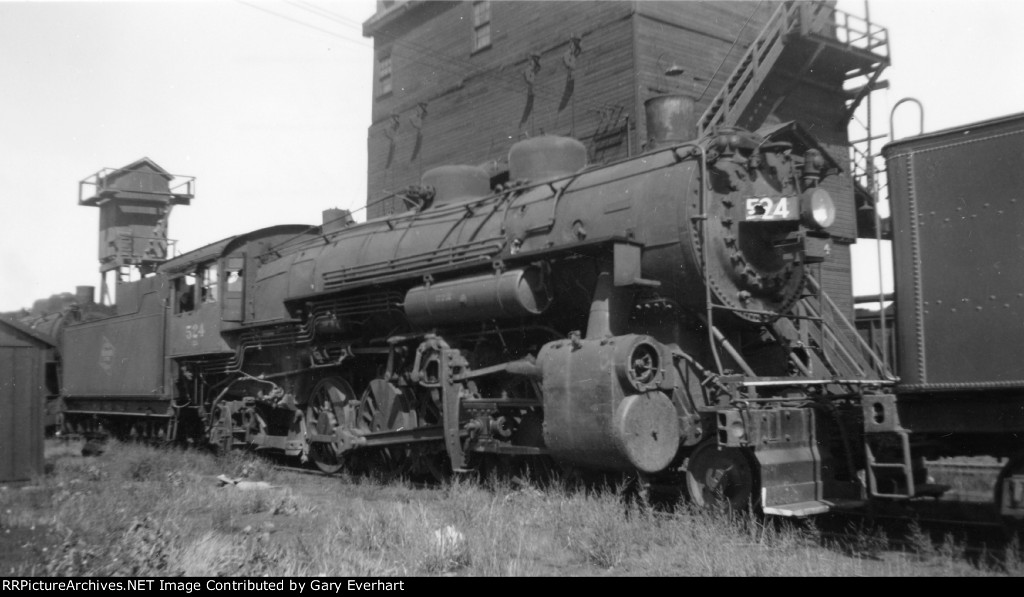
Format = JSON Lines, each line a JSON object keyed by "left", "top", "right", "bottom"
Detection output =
{"left": 105, "top": 157, "right": 173, "bottom": 183}
{"left": 0, "top": 316, "right": 57, "bottom": 348}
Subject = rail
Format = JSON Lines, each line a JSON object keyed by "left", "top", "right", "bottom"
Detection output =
{"left": 890, "top": 97, "right": 926, "bottom": 142}
{"left": 808, "top": 2, "right": 889, "bottom": 57}
{"left": 848, "top": 141, "right": 887, "bottom": 195}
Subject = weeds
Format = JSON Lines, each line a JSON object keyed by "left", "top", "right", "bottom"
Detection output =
{"left": 419, "top": 525, "right": 470, "bottom": 574}
{"left": 351, "top": 506, "right": 406, "bottom": 552}
{"left": 2, "top": 439, "right": 1017, "bottom": 577}
{"left": 841, "top": 520, "right": 890, "bottom": 560}
{"left": 906, "top": 520, "right": 935, "bottom": 561}
{"left": 1004, "top": 534, "right": 1024, "bottom": 575}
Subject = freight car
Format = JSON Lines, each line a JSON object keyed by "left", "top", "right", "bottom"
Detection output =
{"left": 58, "top": 99, "right": 899, "bottom": 515}
{"left": 879, "top": 111, "right": 1024, "bottom": 524}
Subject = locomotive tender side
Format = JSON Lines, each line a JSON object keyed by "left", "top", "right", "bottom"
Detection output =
{"left": 881, "top": 112, "right": 1024, "bottom": 522}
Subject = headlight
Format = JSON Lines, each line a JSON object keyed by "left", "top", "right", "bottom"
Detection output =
{"left": 800, "top": 188, "right": 836, "bottom": 230}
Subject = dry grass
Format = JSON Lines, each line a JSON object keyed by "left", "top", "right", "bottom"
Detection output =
{"left": 0, "top": 440, "right": 1020, "bottom": 576}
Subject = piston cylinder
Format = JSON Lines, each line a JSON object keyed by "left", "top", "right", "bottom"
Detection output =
{"left": 538, "top": 334, "right": 680, "bottom": 473}
{"left": 403, "top": 267, "right": 550, "bottom": 328}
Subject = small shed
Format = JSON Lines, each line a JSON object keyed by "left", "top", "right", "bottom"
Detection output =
{"left": 0, "top": 317, "right": 55, "bottom": 484}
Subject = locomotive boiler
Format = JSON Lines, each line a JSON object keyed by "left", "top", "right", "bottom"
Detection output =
{"left": 60, "top": 100, "right": 892, "bottom": 513}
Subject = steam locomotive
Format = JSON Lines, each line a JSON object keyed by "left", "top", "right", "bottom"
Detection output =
{"left": 52, "top": 100, "right": 1024, "bottom": 520}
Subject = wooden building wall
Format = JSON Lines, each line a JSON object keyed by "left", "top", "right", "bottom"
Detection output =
{"left": 0, "top": 321, "right": 48, "bottom": 484}
{"left": 631, "top": 1, "right": 776, "bottom": 144}
{"left": 368, "top": 1, "right": 634, "bottom": 216}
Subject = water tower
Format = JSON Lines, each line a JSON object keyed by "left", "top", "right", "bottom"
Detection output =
{"left": 78, "top": 158, "right": 194, "bottom": 304}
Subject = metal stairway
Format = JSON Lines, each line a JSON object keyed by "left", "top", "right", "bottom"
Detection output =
{"left": 697, "top": 1, "right": 795, "bottom": 135}
{"left": 697, "top": 1, "right": 890, "bottom": 137}
{"left": 764, "top": 274, "right": 893, "bottom": 385}
{"left": 697, "top": 0, "right": 893, "bottom": 383}
{"left": 692, "top": 4, "right": 903, "bottom": 513}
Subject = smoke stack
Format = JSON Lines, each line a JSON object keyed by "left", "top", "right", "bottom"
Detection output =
{"left": 75, "top": 286, "right": 95, "bottom": 305}
{"left": 644, "top": 95, "right": 697, "bottom": 150}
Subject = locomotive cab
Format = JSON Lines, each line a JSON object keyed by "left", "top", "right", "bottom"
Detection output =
{"left": 164, "top": 225, "right": 321, "bottom": 357}
{"left": 171, "top": 255, "right": 244, "bottom": 323}
{"left": 164, "top": 240, "right": 236, "bottom": 358}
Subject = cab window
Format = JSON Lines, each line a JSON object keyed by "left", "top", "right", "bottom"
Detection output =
{"left": 176, "top": 274, "right": 196, "bottom": 314}
{"left": 226, "top": 268, "right": 243, "bottom": 292}
{"left": 201, "top": 264, "right": 219, "bottom": 303}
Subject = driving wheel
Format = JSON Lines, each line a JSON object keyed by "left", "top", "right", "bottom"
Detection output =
{"left": 357, "top": 379, "right": 422, "bottom": 478}
{"left": 685, "top": 442, "right": 755, "bottom": 511}
{"left": 305, "top": 376, "right": 357, "bottom": 474}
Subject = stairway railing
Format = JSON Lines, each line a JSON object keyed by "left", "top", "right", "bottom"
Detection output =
{"left": 697, "top": 1, "right": 799, "bottom": 135}
{"left": 698, "top": 1, "right": 889, "bottom": 136}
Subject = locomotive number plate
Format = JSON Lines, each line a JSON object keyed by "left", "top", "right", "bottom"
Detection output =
{"left": 744, "top": 196, "right": 796, "bottom": 222}
{"left": 184, "top": 323, "right": 205, "bottom": 346}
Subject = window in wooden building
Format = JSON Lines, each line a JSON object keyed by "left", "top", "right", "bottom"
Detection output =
{"left": 472, "top": 1, "right": 491, "bottom": 53}
{"left": 377, "top": 53, "right": 393, "bottom": 97}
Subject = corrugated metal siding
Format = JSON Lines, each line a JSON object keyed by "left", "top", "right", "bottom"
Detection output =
{"left": 0, "top": 328, "right": 45, "bottom": 484}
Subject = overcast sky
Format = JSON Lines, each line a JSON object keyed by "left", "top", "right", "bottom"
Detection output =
{"left": 2, "top": 0, "right": 1022, "bottom": 312}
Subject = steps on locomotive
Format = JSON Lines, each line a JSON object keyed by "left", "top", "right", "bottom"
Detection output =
{"left": 864, "top": 430, "right": 951, "bottom": 500}
{"left": 762, "top": 498, "right": 863, "bottom": 517}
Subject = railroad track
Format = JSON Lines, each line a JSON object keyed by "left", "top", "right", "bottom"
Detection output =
{"left": 928, "top": 461, "right": 1003, "bottom": 474}
{"left": 925, "top": 460, "right": 1001, "bottom": 503}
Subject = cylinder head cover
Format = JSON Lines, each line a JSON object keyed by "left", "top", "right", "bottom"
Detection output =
{"left": 538, "top": 334, "right": 680, "bottom": 474}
